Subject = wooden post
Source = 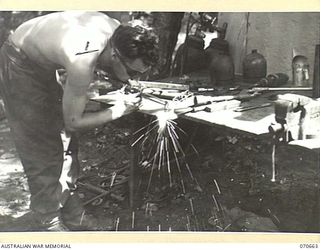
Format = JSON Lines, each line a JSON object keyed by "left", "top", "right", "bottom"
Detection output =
{"left": 312, "top": 44, "right": 320, "bottom": 98}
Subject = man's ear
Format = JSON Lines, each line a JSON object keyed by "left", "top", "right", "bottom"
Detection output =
{"left": 111, "top": 48, "right": 118, "bottom": 61}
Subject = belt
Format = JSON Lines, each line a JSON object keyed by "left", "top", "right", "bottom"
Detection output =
{"left": 4, "top": 35, "right": 55, "bottom": 80}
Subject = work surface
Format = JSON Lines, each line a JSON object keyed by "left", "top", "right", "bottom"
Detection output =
{"left": 183, "top": 97, "right": 274, "bottom": 136}
{"left": 93, "top": 91, "right": 273, "bottom": 135}
{"left": 93, "top": 88, "right": 311, "bottom": 134}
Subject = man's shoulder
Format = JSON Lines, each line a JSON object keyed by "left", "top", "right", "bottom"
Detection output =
{"left": 62, "top": 11, "right": 120, "bottom": 27}
{"left": 31, "top": 11, "right": 120, "bottom": 35}
{"left": 59, "top": 11, "right": 120, "bottom": 44}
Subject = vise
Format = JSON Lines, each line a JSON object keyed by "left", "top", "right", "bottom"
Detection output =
{"left": 269, "top": 93, "right": 320, "bottom": 144}
{"left": 268, "top": 93, "right": 320, "bottom": 181}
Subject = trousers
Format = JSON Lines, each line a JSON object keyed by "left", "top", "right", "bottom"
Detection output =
{"left": 0, "top": 38, "right": 79, "bottom": 214}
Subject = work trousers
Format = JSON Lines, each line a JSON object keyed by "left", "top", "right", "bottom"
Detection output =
{"left": 0, "top": 38, "right": 79, "bottom": 215}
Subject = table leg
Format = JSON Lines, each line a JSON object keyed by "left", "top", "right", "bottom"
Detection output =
{"left": 129, "top": 142, "right": 139, "bottom": 208}
{"left": 129, "top": 113, "right": 144, "bottom": 208}
{"left": 184, "top": 121, "right": 200, "bottom": 156}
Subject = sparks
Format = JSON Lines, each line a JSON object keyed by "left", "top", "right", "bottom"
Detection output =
{"left": 133, "top": 107, "right": 198, "bottom": 194}
{"left": 156, "top": 110, "right": 177, "bottom": 132}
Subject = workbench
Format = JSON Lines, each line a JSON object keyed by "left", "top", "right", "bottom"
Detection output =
{"left": 91, "top": 80, "right": 320, "bottom": 207}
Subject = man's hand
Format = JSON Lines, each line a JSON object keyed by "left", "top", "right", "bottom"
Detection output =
{"left": 110, "top": 91, "right": 142, "bottom": 120}
{"left": 124, "top": 90, "right": 142, "bottom": 104}
{"left": 123, "top": 91, "right": 142, "bottom": 114}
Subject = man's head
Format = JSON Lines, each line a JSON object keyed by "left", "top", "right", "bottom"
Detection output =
{"left": 108, "top": 25, "right": 159, "bottom": 82}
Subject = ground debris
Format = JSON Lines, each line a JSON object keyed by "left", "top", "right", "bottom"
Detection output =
{"left": 208, "top": 206, "right": 279, "bottom": 232}
{"left": 71, "top": 110, "right": 320, "bottom": 232}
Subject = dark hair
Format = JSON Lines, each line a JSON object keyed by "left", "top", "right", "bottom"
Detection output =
{"left": 111, "top": 25, "right": 159, "bottom": 67}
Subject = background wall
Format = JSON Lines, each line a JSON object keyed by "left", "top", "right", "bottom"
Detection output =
{"left": 218, "top": 12, "right": 320, "bottom": 84}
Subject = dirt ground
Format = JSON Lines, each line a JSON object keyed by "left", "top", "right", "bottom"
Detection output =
{"left": 0, "top": 107, "right": 319, "bottom": 232}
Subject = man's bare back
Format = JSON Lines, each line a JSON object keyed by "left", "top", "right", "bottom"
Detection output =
{"left": 11, "top": 11, "right": 120, "bottom": 71}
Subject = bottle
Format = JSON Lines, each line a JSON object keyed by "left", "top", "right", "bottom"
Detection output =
{"left": 243, "top": 49, "right": 267, "bottom": 83}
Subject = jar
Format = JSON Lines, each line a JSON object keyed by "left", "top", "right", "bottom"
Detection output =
{"left": 243, "top": 49, "right": 267, "bottom": 83}
{"left": 204, "top": 38, "right": 229, "bottom": 63}
{"left": 205, "top": 38, "right": 234, "bottom": 86}
{"left": 208, "top": 51, "right": 234, "bottom": 86}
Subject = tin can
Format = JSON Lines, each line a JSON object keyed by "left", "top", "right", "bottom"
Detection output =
{"left": 292, "top": 55, "right": 310, "bottom": 86}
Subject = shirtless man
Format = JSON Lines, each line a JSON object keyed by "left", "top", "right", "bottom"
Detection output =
{"left": 0, "top": 11, "right": 159, "bottom": 231}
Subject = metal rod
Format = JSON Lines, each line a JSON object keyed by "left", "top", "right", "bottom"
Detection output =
{"left": 252, "top": 87, "right": 313, "bottom": 92}
{"left": 131, "top": 211, "right": 135, "bottom": 229}
{"left": 80, "top": 211, "right": 85, "bottom": 226}
{"left": 186, "top": 215, "right": 191, "bottom": 231}
{"left": 141, "top": 92, "right": 168, "bottom": 106}
{"left": 214, "top": 179, "right": 221, "bottom": 194}
{"left": 234, "top": 103, "right": 272, "bottom": 112}
{"left": 138, "top": 80, "right": 189, "bottom": 91}
{"left": 115, "top": 217, "right": 120, "bottom": 231}
{"left": 189, "top": 198, "right": 195, "bottom": 215}
{"left": 211, "top": 194, "right": 220, "bottom": 211}
{"left": 271, "top": 139, "right": 276, "bottom": 182}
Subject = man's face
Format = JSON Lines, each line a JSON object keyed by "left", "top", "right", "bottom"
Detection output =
{"left": 112, "top": 47, "right": 151, "bottom": 82}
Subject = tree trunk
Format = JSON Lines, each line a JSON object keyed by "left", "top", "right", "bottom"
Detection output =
{"left": 0, "top": 11, "right": 12, "bottom": 46}
{"left": 151, "top": 12, "right": 184, "bottom": 79}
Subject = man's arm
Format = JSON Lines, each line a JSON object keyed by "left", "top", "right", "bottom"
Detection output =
{"left": 62, "top": 62, "right": 136, "bottom": 133}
